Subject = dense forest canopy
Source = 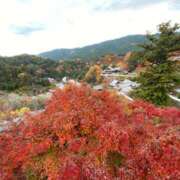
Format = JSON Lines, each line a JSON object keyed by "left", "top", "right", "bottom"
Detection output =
{"left": 0, "top": 55, "right": 90, "bottom": 94}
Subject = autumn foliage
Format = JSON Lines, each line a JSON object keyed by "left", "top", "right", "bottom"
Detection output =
{"left": 0, "top": 84, "right": 180, "bottom": 179}
{"left": 84, "top": 65, "right": 102, "bottom": 84}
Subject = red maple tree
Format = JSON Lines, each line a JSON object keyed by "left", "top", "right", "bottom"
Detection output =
{"left": 0, "top": 84, "right": 179, "bottom": 179}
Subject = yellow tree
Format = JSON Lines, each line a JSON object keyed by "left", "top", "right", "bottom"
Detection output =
{"left": 84, "top": 65, "right": 102, "bottom": 84}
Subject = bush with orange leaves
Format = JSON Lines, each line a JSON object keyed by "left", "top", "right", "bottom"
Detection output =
{"left": 0, "top": 84, "right": 180, "bottom": 179}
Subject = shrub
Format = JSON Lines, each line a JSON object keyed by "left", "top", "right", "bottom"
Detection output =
{"left": 0, "top": 85, "right": 179, "bottom": 179}
{"left": 0, "top": 93, "right": 50, "bottom": 122}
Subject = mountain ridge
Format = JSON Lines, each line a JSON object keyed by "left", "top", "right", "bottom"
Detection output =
{"left": 39, "top": 34, "right": 147, "bottom": 61}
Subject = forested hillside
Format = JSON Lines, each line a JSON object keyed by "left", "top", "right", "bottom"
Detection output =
{"left": 0, "top": 55, "right": 89, "bottom": 94}
{"left": 39, "top": 35, "right": 146, "bottom": 61}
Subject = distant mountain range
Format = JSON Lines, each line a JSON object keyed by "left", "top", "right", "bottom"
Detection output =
{"left": 39, "top": 34, "right": 147, "bottom": 61}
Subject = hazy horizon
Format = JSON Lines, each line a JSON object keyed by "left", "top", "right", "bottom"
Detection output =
{"left": 0, "top": 0, "right": 179, "bottom": 56}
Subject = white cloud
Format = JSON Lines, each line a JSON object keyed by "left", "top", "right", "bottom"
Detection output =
{"left": 10, "top": 23, "right": 45, "bottom": 36}
{"left": 0, "top": 0, "right": 179, "bottom": 56}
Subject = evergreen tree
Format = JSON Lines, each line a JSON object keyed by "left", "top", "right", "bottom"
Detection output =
{"left": 134, "top": 22, "right": 180, "bottom": 106}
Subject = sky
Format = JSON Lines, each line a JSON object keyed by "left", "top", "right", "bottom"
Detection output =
{"left": 0, "top": 0, "right": 180, "bottom": 56}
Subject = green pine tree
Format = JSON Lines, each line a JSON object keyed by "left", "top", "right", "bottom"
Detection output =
{"left": 134, "top": 22, "right": 180, "bottom": 106}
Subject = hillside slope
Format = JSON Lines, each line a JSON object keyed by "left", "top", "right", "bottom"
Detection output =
{"left": 39, "top": 34, "right": 147, "bottom": 61}
{"left": 0, "top": 54, "right": 89, "bottom": 94}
